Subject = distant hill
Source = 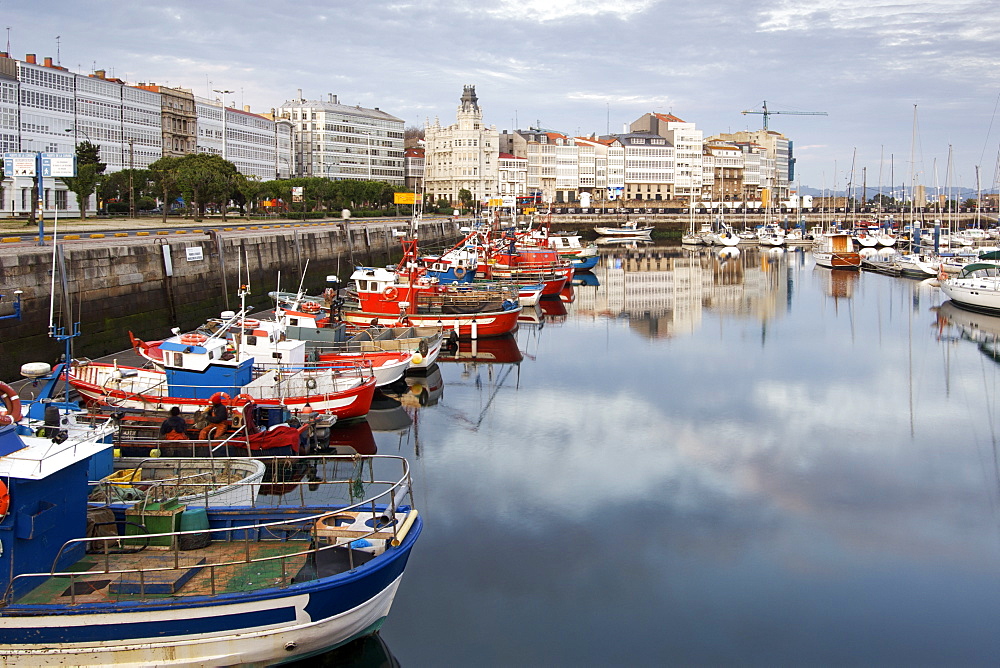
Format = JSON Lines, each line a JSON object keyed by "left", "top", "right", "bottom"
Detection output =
{"left": 797, "top": 184, "right": 989, "bottom": 200}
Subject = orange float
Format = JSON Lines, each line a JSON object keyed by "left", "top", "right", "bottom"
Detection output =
{"left": 0, "top": 381, "right": 22, "bottom": 426}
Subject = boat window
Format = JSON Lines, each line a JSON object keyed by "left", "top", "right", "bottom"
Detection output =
{"left": 173, "top": 352, "right": 182, "bottom": 366}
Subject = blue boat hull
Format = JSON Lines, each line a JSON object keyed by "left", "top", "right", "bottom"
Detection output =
{"left": 571, "top": 255, "right": 599, "bottom": 271}
{"left": 0, "top": 514, "right": 422, "bottom": 666}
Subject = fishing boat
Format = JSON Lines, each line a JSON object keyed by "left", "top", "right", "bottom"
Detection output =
{"left": 939, "top": 262, "right": 1000, "bottom": 314}
{"left": 541, "top": 234, "right": 600, "bottom": 271}
{"left": 522, "top": 226, "right": 600, "bottom": 271}
{"left": 71, "top": 329, "right": 378, "bottom": 419}
{"left": 0, "top": 389, "right": 422, "bottom": 664}
{"left": 593, "top": 220, "right": 653, "bottom": 237}
{"left": 92, "top": 457, "right": 266, "bottom": 507}
{"left": 813, "top": 231, "right": 862, "bottom": 270}
{"left": 268, "top": 298, "right": 446, "bottom": 372}
{"left": 341, "top": 239, "right": 522, "bottom": 339}
{"left": 482, "top": 245, "right": 572, "bottom": 296}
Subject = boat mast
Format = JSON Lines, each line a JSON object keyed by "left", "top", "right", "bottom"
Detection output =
{"left": 877, "top": 145, "right": 884, "bottom": 228}
{"left": 909, "top": 104, "right": 917, "bottom": 234}
{"left": 975, "top": 164, "right": 982, "bottom": 229}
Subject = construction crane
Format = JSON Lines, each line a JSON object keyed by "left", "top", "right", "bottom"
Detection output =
{"left": 741, "top": 100, "right": 827, "bottom": 131}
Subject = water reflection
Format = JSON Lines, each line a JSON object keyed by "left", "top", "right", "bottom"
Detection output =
{"left": 438, "top": 334, "right": 523, "bottom": 365}
{"left": 538, "top": 296, "right": 567, "bottom": 322}
{"left": 817, "top": 264, "right": 859, "bottom": 300}
{"left": 935, "top": 299, "right": 1000, "bottom": 365}
{"left": 572, "top": 244, "right": 788, "bottom": 338}
{"left": 383, "top": 248, "right": 1000, "bottom": 666}
{"left": 328, "top": 418, "right": 378, "bottom": 455}
{"left": 287, "top": 632, "right": 399, "bottom": 667}
{"left": 366, "top": 391, "right": 413, "bottom": 432}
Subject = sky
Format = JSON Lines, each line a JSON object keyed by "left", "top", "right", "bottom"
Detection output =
{"left": 10, "top": 0, "right": 1000, "bottom": 192}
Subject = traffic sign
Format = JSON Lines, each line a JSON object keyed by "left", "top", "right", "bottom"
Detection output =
{"left": 41, "top": 152, "right": 76, "bottom": 177}
{"left": 3, "top": 152, "right": 36, "bottom": 177}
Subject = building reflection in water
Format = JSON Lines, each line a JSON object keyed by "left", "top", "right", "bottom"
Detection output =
{"left": 819, "top": 265, "right": 859, "bottom": 301}
{"left": 570, "top": 244, "right": 788, "bottom": 338}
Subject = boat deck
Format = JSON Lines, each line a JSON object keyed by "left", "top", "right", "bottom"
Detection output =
{"left": 7, "top": 502, "right": 409, "bottom": 609}
{"left": 14, "top": 540, "right": 311, "bottom": 606}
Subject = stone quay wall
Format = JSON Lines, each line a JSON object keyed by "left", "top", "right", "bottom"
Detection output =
{"left": 0, "top": 219, "right": 460, "bottom": 382}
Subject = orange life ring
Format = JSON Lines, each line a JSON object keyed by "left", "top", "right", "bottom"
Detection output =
{"left": 237, "top": 318, "right": 260, "bottom": 329}
{"left": 382, "top": 286, "right": 398, "bottom": 301}
{"left": 453, "top": 266, "right": 467, "bottom": 279}
{"left": 0, "top": 479, "right": 8, "bottom": 517}
{"left": 0, "top": 381, "right": 22, "bottom": 426}
{"left": 180, "top": 333, "right": 208, "bottom": 345}
{"left": 301, "top": 301, "right": 321, "bottom": 313}
{"left": 231, "top": 392, "right": 255, "bottom": 407}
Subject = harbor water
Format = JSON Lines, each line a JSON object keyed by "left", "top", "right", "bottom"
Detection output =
{"left": 356, "top": 244, "right": 999, "bottom": 666}
{"left": 9, "top": 240, "right": 998, "bottom": 666}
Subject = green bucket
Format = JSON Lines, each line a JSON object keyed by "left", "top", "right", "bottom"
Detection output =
{"left": 178, "top": 508, "right": 211, "bottom": 550}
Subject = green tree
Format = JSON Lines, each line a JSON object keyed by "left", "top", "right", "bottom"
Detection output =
{"left": 458, "top": 188, "right": 473, "bottom": 212}
{"left": 174, "top": 153, "right": 239, "bottom": 222}
{"left": 60, "top": 141, "right": 106, "bottom": 219}
{"left": 234, "top": 175, "right": 263, "bottom": 217}
{"left": 97, "top": 169, "right": 151, "bottom": 213}
{"left": 148, "top": 156, "right": 183, "bottom": 224}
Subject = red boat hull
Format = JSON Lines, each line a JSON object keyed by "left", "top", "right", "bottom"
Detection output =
{"left": 340, "top": 307, "right": 520, "bottom": 339}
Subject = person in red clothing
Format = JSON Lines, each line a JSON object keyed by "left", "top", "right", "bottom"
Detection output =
{"left": 198, "top": 393, "right": 230, "bottom": 440}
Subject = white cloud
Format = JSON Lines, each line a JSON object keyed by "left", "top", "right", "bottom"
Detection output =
{"left": 468, "top": 0, "right": 658, "bottom": 22}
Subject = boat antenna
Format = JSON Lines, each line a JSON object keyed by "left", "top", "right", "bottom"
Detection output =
{"left": 296, "top": 258, "right": 310, "bottom": 300}
{"left": 46, "top": 210, "right": 79, "bottom": 404}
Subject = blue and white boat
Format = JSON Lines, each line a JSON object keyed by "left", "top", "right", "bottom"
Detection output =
{"left": 0, "top": 378, "right": 422, "bottom": 666}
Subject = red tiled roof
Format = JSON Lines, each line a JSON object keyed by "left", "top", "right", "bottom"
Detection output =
{"left": 653, "top": 112, "right": 686, "bottom": 124}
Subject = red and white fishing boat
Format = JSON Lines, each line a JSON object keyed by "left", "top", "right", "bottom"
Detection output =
{"left": 342, "top": 239, "right": 522, "bottom": 338}
{"left": 481, "top": 238, "right": 572, "bottom": 296}
{"left": 71, "top": 329, "right": 377, "bottom": 419}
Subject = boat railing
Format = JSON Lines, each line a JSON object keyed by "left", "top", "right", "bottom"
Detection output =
{"left": 1, "top": 418, "right": 118, "bottom": 477}
{"left": 89, "top": 457, "right": 265, "bottom": 506}
{"left": 4, "top": 455, "right": 417, "bottom": 605}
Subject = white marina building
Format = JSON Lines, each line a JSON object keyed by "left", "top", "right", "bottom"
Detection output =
{"left": 278, "top": 93, "right": 404, "bottom": 186}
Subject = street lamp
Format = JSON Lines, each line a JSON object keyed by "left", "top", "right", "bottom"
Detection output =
{"left": 64, "top": 126, "right": 93, "bottom": 147}
{"left": 213, "top": 89, "right": 234, "bottom": 161}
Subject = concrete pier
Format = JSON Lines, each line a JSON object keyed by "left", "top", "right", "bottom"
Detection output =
{"left": 0, "top": 217, "right": 460, "bottom": 382}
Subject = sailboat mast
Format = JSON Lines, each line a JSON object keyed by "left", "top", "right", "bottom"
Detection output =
{"left": 909, "top": 104, "right": 917, "bottom": 230}
{"left": 877, "top": 146, "right": 883, "bottom": 220}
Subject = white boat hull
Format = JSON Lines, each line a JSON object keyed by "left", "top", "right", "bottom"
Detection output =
{"left": 0, "top": 577, "right": 403, "bottom": 667}
{"left": 940, "top": 277, "right": 1000, "bottom": 313}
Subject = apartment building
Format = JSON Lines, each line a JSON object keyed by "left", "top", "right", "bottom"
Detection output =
{"left": 702, "top": 142, "right": 745, "bottom": 203}
{"left": 497, "top": 152, "right": 527, "bottom": 201}
{"left": 404, "top": 146, "right": 424, "bottom": 191}
{"left": 195, "top": 96, "right": 289, "bottom": 180}
{"left": 710, "top": 130, "right": 787, "bottom": 200}
{"left": 278, "top": 93, "right": 404, "bottom": 186}
{"left": 573, "top": 137, "right": 624, "bottom": 203}
{"left": 424, "top": 86, "right": 499, "bottom": 204}
{"left": 137, "top": 84, "right": 196, "bottom": 158}
{"left": 614, "top": 131, "right": 675, "bottom": 202}
{"left": 631, "top": 113, "right": 703, "bottom": 204}
{"left": 1, "top": 52, "right": 162, "bottom": 214}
